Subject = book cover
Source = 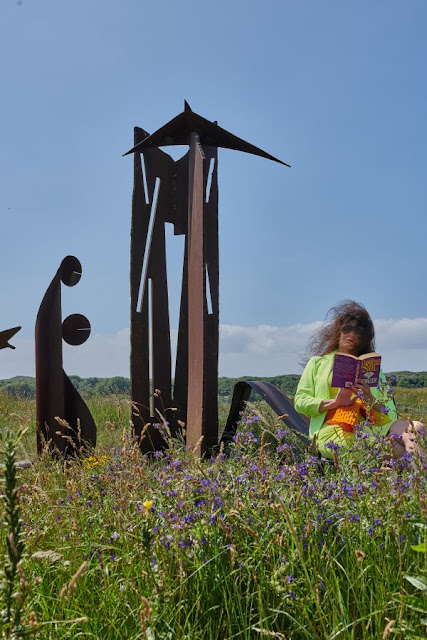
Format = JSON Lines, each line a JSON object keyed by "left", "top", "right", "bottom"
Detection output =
{"left": 358, "top": 354, "right": 382, "bottom": 387}
{"left": 331, "top": 352, "right": 381, "bottom": 388}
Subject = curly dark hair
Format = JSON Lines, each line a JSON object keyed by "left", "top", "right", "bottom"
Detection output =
{"left": 306, "top": 300, "right": 375, "bottom": 358}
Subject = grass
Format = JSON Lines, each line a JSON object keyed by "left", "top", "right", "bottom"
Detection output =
{"left": 0, "top": 391, "right": 426, "bottom": 639}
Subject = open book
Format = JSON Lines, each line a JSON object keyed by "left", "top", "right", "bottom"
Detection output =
{"left": 331, "top": 352, "right": 381, "bottom": 388}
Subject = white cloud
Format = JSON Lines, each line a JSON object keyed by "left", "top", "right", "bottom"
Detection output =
{"left": 1, "top": 318, "right": 427, "bottom": 380}
{"left": 218, "top": 322, "right": 321, "bottom": 376}
{"left": 375, "top": 318, "right": 427, "bottom": 350}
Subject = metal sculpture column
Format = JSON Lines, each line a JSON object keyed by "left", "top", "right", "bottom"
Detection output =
{"left": 35, "top": 256, "right": 96, "bottom": 455}
{"left": 185, "top": 134, "right": 219, "bottom": 454}
{"left": 125, "top": 103, "right": 289, "bottom": 456}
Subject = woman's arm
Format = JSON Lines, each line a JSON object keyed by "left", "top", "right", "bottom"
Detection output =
{"left": 319, "top": 388, "right": 355, "bottom": 412}
{"left": 294, "top": 358, "right": 323, "bottom": 417}
{"left": 295, "top": 358, "right": 356, "bottom": 417}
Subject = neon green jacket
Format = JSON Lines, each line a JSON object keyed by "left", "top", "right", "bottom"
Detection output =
{"left": 294, "top": 351, "right": 398, "bottom": 437}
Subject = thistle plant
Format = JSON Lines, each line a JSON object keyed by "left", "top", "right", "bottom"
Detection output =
{"left": 0, "top": 429, "right": 27, "bottom": 638}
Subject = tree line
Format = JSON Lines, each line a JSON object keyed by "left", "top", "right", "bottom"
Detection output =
{"left": 1, "top": 371, "right": 427, "bottom": 400}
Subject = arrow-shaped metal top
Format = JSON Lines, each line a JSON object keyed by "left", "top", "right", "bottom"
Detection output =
{"left": 123, "top": 101, "right": 290, "bottom": 167}
{"left": 0, "top": 326, "right": 21, "bottom": 350}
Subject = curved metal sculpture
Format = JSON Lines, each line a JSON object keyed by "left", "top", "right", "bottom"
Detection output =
{"left": 35, "top": 256, "right": 96, "bottom": 455}
{"left": 220, "top": 380, "right": 310, "bottom": 447}
{"left": 0, "top": 326, "right": 21, "bottom": 350}
{"left": 125, "top": 103, "right": 289, "bottom": 456}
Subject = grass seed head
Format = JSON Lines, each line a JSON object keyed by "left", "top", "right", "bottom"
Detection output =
{"left": 355, "top": 549, "right": 366, "bottom": 562}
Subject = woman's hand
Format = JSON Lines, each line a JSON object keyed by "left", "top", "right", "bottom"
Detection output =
{"left": 319, "top": 387, "right": 356, "bottom": 413}
{"left": 334, "top": 387, "right": 357, "bottom": 407}
{"left": 351, "top": 381, "right": 375, "bottom": 406}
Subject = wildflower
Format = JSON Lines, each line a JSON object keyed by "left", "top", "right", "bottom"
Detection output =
{"left": 325, "top": 441, "right": 342, "bottom": 451}
{"left": 111, "top": 531, "right": 120, "bottom": 540}
{"left": 143, "top": 500, "right": 153, "bottom": 511}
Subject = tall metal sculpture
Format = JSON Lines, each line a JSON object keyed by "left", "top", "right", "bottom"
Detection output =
{"left": 35, "top": 256, "right": 96, "bottom": 455}
{"left": 125, "top": 103, "right": 289, "bottom": 455}
{"left": 0, "top": 326, "right": 21, "bottom": 350}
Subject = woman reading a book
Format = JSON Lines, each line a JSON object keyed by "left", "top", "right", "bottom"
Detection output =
{"left": 295, "top": 301, "right": 426, "bottom": 459}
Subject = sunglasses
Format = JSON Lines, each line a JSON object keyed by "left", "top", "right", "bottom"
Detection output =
{"left": 341, "top": 323, "right": 371, "bottom": 337}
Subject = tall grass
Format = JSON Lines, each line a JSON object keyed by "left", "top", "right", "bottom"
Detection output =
{"left": 0, "top": 392, "right": 426, "bottom": 638}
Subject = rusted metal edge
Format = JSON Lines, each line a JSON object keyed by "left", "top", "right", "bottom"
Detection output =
{"left": 220, "top": 380, "right": 310, "bottom": 447}
{"left": 123, "top": 102, "right": 290, "bottom": 167}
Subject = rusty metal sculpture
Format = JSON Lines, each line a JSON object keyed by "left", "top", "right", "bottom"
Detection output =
{"left": 35, "top": 256, "right": 96, "bottom": 455}
{"left": 125, "top": 103, "right": 289, "bottom": 455}
{"left": 0, "top": 326, "right": 21, "bottom": 350}
{"left": 220, "top": 380, "right": 310, "bottom": 449}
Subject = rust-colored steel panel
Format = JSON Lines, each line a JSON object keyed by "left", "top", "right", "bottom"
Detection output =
{"left": 130, "top": 128, "right": 151, "bottom": 445}
{"left": 186, "top": 133, "right": 206, "bottom": 455}
{"left": 173, "top": 142, "right": 219, "bottom": 455}
{"left": 202, "top": 144, "right": 219, "bottom": 452}
{"left": 130, "top": 128, "right": 180, "bottom": 452}
{"left": 0, "top": 326, "right": 21, "bottom": 350}
{"left": 35, "top": 256, "right": 96, "bottom": 456}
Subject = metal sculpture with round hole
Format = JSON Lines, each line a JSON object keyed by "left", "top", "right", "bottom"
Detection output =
{"left": 35, "top": 256, "right": 96, "bottom": 455}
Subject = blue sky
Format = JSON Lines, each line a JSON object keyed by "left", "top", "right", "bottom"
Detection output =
{"left": 1, "top": 0, "right": 427, "bottom": 378}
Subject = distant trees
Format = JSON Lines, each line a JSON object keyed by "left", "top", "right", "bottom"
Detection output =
{"left": 388, "top": 372, "right": 427, "bottom": 388}
{"left": 1, "top": 371, "right": 427, "bottom": 399}
{"left": 0, "top": 376, "right": 131, "bottom": 399}
{"left": 0, "top": 378, "right": 34, "bottom": 398}
{"left": 217, "top": 375, "right": 301, "bottom": 399}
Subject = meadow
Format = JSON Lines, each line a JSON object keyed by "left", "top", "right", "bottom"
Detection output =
{"left": 0, "top": 390, "right": 426, "bottom": 639}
